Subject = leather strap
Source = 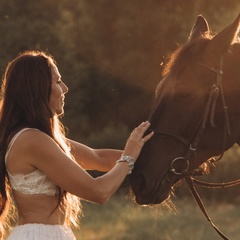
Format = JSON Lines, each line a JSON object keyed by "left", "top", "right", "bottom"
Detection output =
{"left": 185, "top": 176, "right": 230, "bottom": 240}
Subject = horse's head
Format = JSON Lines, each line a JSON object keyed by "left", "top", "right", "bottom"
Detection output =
{"left": 130, "top": 14, "right": 240, "bottom": 205}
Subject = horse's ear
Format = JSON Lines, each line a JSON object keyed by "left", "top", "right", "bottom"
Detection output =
{"left": 205, "top": 14, "right": 240, "bottom": 58}
{"left": 188, "top": 15, "right": 209, "bottom": 42}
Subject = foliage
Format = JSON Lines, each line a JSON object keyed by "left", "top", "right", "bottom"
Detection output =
{"left": 1, "top": 0, "right": 240, "bottom": 149}
{"left": 1, "top": 0, "right": 240, "bottom": 193}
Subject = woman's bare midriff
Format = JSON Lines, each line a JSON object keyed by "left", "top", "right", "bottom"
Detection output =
{"left": 13, "top": 191, "right": 65, "bottom": 225}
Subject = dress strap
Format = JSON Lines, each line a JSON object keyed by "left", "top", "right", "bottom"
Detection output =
{"left": 5, "top": 128, "right": 38, "bottom": 164}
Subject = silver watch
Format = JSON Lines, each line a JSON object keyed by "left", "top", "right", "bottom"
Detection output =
{"left": 116, "top": 155, "right": 135, "bottom": 174}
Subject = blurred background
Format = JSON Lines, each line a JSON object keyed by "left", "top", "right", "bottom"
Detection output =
{"left": 1, "top": 1, "right": 240, "bottom": 239}
{"left": 1, "top": 0, "right": 240, "bottom": 147}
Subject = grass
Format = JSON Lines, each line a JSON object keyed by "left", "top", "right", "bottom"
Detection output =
{"left": 4, "top": 193, "right": 240, "bottom": 240}
{"left": 74, "top": 193, "right": 240, "bottom": 240}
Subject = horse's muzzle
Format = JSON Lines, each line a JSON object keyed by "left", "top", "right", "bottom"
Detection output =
{"left": 130, "top": 172, "right": 174, "bottom": 205}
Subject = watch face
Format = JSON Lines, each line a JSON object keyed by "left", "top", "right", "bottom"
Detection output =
{"left": 129, "top": 159, "right": 135, "bottom": 166}
{"left": 121, "top": 156, "right": 135, "bottom": 166}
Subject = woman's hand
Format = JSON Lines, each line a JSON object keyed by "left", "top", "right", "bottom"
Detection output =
{"left": 123, "top": 121, "right": 154, "bottom": 161}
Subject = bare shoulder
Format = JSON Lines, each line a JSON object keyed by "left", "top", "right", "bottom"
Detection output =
{"left": 16, "top": 129, "right": 54, "bottom": 146}
{"left": 15, "top": 128, "right": 64, "bottom": 160}
{"left": 12, "top": 128, "right": 58, "bottom": 155}
{"left": 7, "top": 129, "right": 61, "bottom": 173}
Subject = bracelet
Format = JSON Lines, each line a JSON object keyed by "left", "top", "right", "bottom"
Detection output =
{"left": 116, "top": 155, "right": 135, "bottom": 174}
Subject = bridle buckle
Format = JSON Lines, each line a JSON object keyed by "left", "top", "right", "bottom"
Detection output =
{"left": 170, "top": 157, "right": 190, "bottom": 175}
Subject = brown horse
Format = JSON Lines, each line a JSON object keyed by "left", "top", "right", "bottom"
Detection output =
{"left": 130, "top": 14, "right": 240, "bottom": 205}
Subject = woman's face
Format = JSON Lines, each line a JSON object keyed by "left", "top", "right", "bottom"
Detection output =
{"left": 49, "top": 64, "right": 68, "bottom": 116}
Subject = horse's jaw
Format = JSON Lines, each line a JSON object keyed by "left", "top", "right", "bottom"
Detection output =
{"left": 131, "top": 171, "right": 179, "bottom": 205}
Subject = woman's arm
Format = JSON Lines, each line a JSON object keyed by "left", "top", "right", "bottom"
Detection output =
{"left": 67, "top": 139, "right": 122, "bottom": 172}
{"left": 13, "top": 122, "right": 153, "bottom": 204}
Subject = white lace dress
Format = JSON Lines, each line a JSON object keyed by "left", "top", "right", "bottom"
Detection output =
{"left": 7, "top": 224, "right": 76, "bottom": 240}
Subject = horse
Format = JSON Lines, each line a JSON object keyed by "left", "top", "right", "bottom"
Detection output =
{"left": 130, "top": 14, "right": 240, "bottom": 208}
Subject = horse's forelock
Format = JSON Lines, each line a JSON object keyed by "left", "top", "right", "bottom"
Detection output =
{"left": 162, "top": 38, "right": 211, "bottom": 78}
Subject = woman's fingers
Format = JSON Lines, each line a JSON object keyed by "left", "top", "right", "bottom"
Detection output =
{"left": 132, "top": 121, "right": 149, "bottom": 135}
{"left": 123, "top": 121, "right": 154, "bottom": 161}
{"left": 141, "top": 130, "right": 154, "bottom": 143}
{"left": 131, "top": 121, "right": 153, "bottom": 141}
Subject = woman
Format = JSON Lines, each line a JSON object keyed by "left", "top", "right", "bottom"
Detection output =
{"left": 0, "top": 51, "right": 153, "bottom": 239}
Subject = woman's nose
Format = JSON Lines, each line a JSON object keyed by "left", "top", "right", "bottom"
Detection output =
{"left": 62, "top": 82, "right": 68, "bottom": 94}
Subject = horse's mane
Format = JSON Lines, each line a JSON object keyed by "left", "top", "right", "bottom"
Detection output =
{"left": 162, "top": 37, "right": 212, "bottom": 78}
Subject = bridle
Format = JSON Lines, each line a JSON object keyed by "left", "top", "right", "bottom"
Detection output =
{"left": 151, "top": 56, "right": 240, "bottom": 240}
{"left": 168, "top": 56, "right": 231, "bottom": 176}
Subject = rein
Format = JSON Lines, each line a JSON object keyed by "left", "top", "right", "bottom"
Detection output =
{"left": 152, "top": 57, "right": 240, "bottom": 239}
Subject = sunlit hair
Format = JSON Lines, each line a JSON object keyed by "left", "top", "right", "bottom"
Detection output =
{"left": 0, "top": 51, "right": 81, "bottom": 238}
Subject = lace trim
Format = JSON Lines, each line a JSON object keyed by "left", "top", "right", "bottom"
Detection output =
{"left": 8, "top": 169, "right": 59, "bottom": 196}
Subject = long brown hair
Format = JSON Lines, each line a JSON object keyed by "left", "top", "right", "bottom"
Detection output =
{"left": 0, "top": 51, "right": 81, "bottom": 237}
